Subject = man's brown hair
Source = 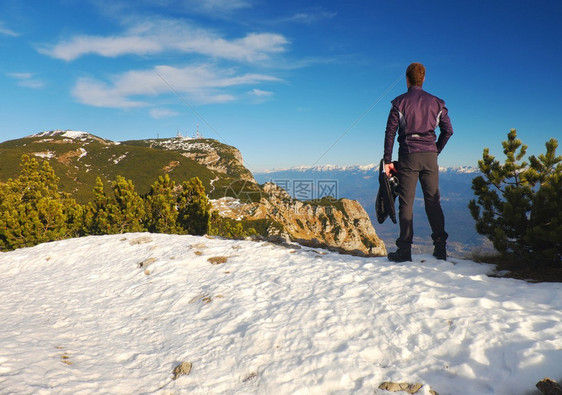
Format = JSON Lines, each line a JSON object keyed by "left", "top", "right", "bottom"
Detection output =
{"left": 406, "top": 63, "right": 425, "bottom": 86}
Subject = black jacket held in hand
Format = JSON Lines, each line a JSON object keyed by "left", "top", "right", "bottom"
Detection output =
{"left": 376, "top": 159, "right": 399, "bottom": 224}
{"left": 384, "top": 86, "right": 453, "bottom": 164}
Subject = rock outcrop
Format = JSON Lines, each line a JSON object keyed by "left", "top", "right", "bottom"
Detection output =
{"left": 172, "top": 362, "right": 192, "bottom": 380}
{"left": 147, "top": 137, "right": 256, "bottom": 182}
{"left": 537, "top": 378, "right": 562, "bottom": 395}
{"left": 212, "top": 182, "right": 386, "bottom": 256}
{"left": 378, "top": 382, "right": 438, "bottom": 394}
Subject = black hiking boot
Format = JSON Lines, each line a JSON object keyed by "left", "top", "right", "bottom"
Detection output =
{"left": 388, "top": 248, "right": 412, "bottom": 262}
{"left": 433, "top": 243, "right": 447, "bottom": 260}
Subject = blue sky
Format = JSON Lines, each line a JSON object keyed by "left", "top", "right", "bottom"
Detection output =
{"left": 1, "top": 0, "right": 560, "bottom": 172}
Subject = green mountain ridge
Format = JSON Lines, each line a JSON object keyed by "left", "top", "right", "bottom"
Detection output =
{"left": 0, "top": 130, "right": 257, "bottom": 204}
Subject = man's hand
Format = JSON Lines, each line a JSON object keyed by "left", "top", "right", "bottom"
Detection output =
{"left": 384, "top": 162, "right": 396, "bottom": 177}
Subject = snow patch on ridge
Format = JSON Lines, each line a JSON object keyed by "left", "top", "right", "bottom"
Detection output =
{"left": 28, "top": 130, "right": 119, "bottom": 145}
{"left": 32, "top": 151, "right": 56, "bottom": 159}
{"left": 112, "top": 152, "right": 128, "bottom": 164}
{"left": 31, "top": 129, "right": 90, "bottom": 139}
{"left": 147, "top": 137, "right": 214, "bottom": 153}
{"left": 77, "top": 147, "right": 87, "bottom": 160}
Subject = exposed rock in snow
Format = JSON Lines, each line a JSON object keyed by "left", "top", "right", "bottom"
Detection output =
{"left": 378, "top": 381, "right": 424, "bottom": 393}
{"left": 32, "top": 151, "right": 56, "bottom": 159}
{"left": 172, "top": 362, "right": 193, "bottom": 380}
{"left": 536, "top": 377, "right": 562, "bottom": 395}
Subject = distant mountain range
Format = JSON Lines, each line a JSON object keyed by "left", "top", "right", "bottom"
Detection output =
{"left": 254, "top": 164, "right": 490, "bottom": 256}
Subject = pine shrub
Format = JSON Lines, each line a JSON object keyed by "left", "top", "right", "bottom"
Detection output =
{"left": 469, "top": 129, "right": 561, "bottom": 267}
{"left": 177, "top": 177, "right": 211, "bottom": 235}
{"left": 83, "top": 176, "right": 146, "bottom": 234}
{"left": 208, "top": 211, "right": 257, "bottom": 239}
{"left": 0, "top": 155, "right": 83, "bottom": 250}
{"left": 144, "top": 174, "right": 184, "bottom": 234}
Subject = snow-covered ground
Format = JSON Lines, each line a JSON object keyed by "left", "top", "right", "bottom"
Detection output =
{"left": 1, "top": 234, "right": 560, "bottom": 394}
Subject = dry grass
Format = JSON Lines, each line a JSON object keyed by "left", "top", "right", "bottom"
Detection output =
{"left": 189, "top": 294, "right": 224, "bottom": 304}
{"left": 60, "top": 353, "right": 72, "bottom": 365}
{"left": 207, "top": 256, "right": 228, "bottom": 265}
{"left": 242, "top": 372, "right": 258, "bottom": 383}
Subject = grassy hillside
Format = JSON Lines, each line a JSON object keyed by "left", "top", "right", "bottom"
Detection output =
{"left": 0, "top": 131, "right": 259, "bottom": 204}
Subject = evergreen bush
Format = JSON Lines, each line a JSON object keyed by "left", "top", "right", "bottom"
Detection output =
{"left": 0, "top": 155, "right": 83, "bottom": 250}
{"left": 469, "top": 129, "right": 561, "bottom": 267}
{"left": 177, "top": 177, "right": 211, "bottom": 235}
{"left": 110, "top": 176, "right": 146, "bottom": 233}
{"left": 208, "top": 211, "right": 257, "bottom": 238}
{"left": 83, "top": 176, "right": 146, "bottom": 235}
{"left": 144, "top": 174, "right": 183, "bottom": 234}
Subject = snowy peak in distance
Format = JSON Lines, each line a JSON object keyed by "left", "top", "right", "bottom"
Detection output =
{"left": 256, "top": 163, "right": 477, "bottom": 174}
{"left": 256, "top": 163, "right": 379, "bottom": 174}
{"left": 439, "top": 166, "right": 479, "bottom": 174}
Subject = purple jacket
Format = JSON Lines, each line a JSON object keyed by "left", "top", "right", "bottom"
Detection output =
{"left": 384, "top": 86, "right": 453, "bottom": 163}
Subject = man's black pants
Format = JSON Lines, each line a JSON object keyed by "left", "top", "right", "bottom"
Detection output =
{"left": 396, "top": 152, "right": 448, "bottom": 249}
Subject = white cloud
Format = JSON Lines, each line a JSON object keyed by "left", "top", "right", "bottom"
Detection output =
{"left": 72, "top": 64, "right": 281, "bottom": 108}
{"left": 283, "top": 11, "right": 337, "bottom": 24}
{"left": 44, "top": 35, "right": 161, "bottom": 61}
{"left": 19, "top": 80, "right": 46, "bottom": 89}
{"left": 72, "top": 77, "right": 147, "bottom": 108}
{"left": 0, "top": 21, "right": 19, "bottom": 37}
{"left": 149, "top": 108, "right": 179, "bottom": 119}
{"left": 93, "top": 0, "right": 251, "bottom": 17}
{"left": 40, "top": 18, "right": 289, "bottom": 63}
{"left": 7, "top": 72, "right": 33, "bottom": 79}
{"left": 249, "top": 88, "right": 274, "bottom": 97}
{"left": 248, "top": 88, "right": 274, "bottom": 103}
{"left": 6, "top": 72, "right": 45, "bottom": 89}
{"left": 182, "top": 0, "right": 251, "bottom": 13}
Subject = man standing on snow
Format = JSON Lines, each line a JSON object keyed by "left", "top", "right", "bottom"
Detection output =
{"left": 383, "top": 63, "right": 453, "bottom": 262}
